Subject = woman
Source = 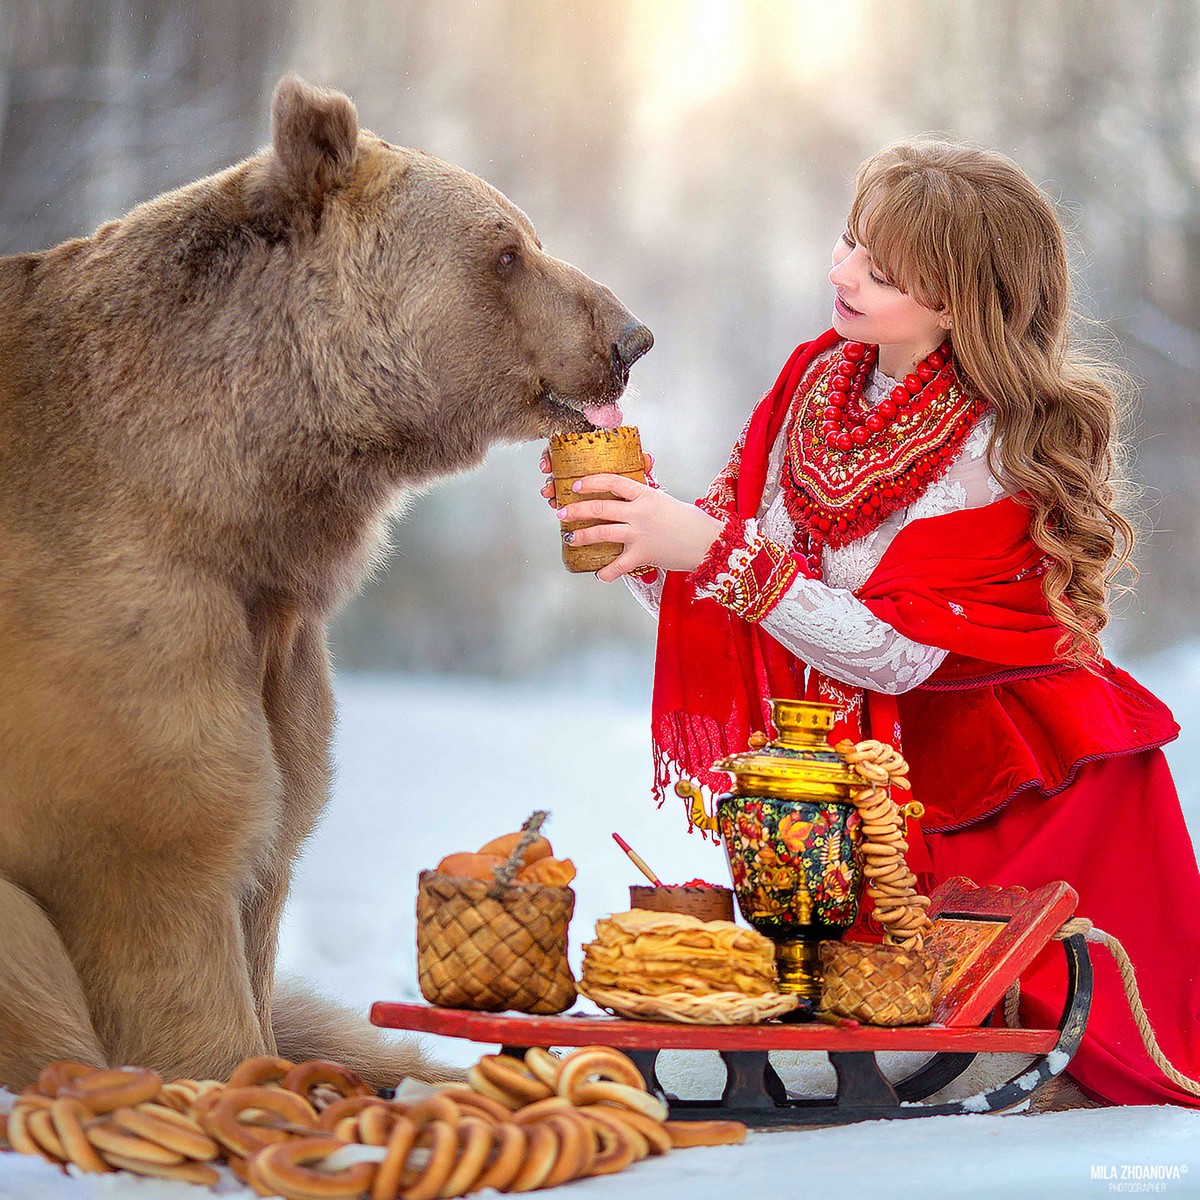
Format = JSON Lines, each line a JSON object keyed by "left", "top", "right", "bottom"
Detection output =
{"left": 542, "top": 140, "right": 1200, "bottom": 1108}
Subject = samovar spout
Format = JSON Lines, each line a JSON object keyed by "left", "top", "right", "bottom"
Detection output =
{"left": 674, "top": 779, "right": 718, "bottom": 833}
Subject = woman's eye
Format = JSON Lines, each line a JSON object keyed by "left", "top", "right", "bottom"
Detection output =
{"left": 869, "top": 270, "right": 893, "bottom": 287}
{"left": 840, "top": 230, "right": 856, "bottom": 247}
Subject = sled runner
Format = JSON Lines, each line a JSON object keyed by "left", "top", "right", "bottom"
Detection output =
{"left": 372, "top": 877, "right": 1091, "bottom": 1126}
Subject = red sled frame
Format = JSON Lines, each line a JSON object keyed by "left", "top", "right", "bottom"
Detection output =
{"left": 371, "top": 877, "right": 1091, "bottom": 1126}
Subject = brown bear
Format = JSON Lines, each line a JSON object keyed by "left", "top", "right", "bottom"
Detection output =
{"left": 0, "top": 75, "right": 652, "bottom": 1091}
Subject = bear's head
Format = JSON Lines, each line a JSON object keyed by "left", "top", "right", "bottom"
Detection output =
{"left": 0, "top": 76, "right": 654, "bottom": 605}
{"left": 242, "top": 75, "right": 652, "bottom": 477}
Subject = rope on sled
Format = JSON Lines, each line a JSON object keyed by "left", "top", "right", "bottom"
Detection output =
{"left": 1004, "top": 916, "right": 1200, "bottom": 1097}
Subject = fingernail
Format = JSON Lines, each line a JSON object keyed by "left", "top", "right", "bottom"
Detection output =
{"left": 572, "top": 481, "right": 581, "bottom": 492}
{"left": 562, "top": 531, "right": 574, "bottom": 544}
{"left": 556, "top": 507, "right": 567, "bottom": 520}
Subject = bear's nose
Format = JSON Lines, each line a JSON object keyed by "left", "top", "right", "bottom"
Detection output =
{"left": 613, "top": 322, "right": 654, "bottom": 371}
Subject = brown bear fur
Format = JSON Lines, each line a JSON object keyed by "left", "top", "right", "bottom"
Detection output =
{"left": 0, "top": 75, "right": 651, "bottom": 1091}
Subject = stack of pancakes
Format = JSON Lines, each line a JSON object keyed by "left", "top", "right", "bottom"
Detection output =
{"left": 580, "top": 910, "right": 796, "bottom": 1024}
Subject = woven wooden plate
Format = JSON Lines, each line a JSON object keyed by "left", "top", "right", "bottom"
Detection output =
{"left": 581, "top": 983, "right": 798, "bottom": 1025}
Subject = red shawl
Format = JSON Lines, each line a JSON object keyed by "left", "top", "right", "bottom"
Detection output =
{"left": 651, "top": 331, "right": 1177, "bottom": 834}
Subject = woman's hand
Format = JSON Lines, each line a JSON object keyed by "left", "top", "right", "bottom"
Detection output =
{"left": 550, "top": 472, "right": 725, "bottom": 583}
{"left": 537, "top": 451, "right": 655, "bottom": 506}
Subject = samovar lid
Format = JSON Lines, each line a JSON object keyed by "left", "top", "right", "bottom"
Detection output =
{"left": 712, "top": 699, "right": 863, "bottom": 800}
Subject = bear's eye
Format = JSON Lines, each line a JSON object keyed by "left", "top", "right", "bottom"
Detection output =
{"left": 497, "top": 249, "right": 519, "bottom": 271}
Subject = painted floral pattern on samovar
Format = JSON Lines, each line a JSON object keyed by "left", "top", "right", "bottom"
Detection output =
{"left": 718, "top": 796, "right": 862, "bottom": 934}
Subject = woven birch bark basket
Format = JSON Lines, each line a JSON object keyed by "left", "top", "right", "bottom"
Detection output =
{"left": 818, "top": 940, "right": 935, "bottom": 1026}
{"left": 416, "top": 869, "right": 577, "bottom": 1014}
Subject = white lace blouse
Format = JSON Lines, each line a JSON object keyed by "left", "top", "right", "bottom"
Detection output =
{"left": 626, "top": 367, "right": 1009, "bottom": 694}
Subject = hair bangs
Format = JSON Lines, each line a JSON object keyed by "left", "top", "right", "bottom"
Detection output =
{"left": 848, "top": 161, "right": 949, "bottom": 312}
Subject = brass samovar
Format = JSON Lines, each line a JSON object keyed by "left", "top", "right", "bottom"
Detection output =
{"left": 679, "top": 699, "right": 871, "bottom": 1012}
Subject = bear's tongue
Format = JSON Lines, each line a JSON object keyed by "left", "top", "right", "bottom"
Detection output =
{"left": 582, "top": 401, "right": 624, "bottom": 429}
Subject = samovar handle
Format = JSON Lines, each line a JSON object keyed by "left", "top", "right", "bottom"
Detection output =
{"left": 901, "top": 800, "right": 925, "bottom": 822}
{"left": 674, "top": 779, "right": 719, "bottom": 833}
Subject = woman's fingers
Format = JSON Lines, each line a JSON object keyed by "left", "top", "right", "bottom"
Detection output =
{"left": 562, "top": 522, "right": 632, "bottom": 548}
{"left": 557, "top": 498, "right": 632, "bottom": 525}
{"left": 571, "top": 473, "right": 646, "bottom": 500}
{"left": 596, "top": 552, "right": 644, "bottom": 584}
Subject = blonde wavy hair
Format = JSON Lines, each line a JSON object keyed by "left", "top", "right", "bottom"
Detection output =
{"left": 847, "top": 138, "right": 1136, "bottom": 665}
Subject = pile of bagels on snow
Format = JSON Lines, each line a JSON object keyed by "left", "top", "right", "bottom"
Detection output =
{"left": 1, "top": 1048, "right": 745, "bottom": 1196}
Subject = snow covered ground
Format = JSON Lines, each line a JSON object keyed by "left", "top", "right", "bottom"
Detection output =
{"left": 3, "top": 660, "right": 1198, "bottom": 1199}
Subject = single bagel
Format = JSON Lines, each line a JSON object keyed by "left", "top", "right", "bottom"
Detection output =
{"left": 541, "top": 1111, "right": 594, "bottom": 1188}
{"left": 86, "top": 1119, "right": 187, "bottom": 1166}
{"left": 507, "top": 1121, "right": 558, "bottom": 1194}
{"left": 555, "top": 1047, "right": 645, "bottom": 1102}
{"left": 251, "top": 1135, "right": 375, "bottom": 1200}
{"left": 439, "top": 1117, "right": 495, "bottom": 1197}
{"left": 570, "top": 1080, "right": 668, "bottom": 1122}
{"left": 109, "top": 1103, "right": 220, "bottom": 1160}
{"left": 522, "top": 1047, "right": 563, "bottom": 1090}
{"left": 228, "top": 1055, "right": 295, "bottom": 1089}
{"left": 200, "top": 1085, "right": 318, "bottom": 1157}
{"left": 475, "top": 1053, "right": 555, "bottom": 1105}
{"left": 36, "top": 1061, "right": 98, "bottom": 1099}
{"left": 471, "top": 1122, "right": 527, "bottom": 1193}
{"left": 370, "top": 1115, "right": 417, "bottom": 1200}
{"left": 663, "top": 1118, "right": 748, "bottom": 1147}
{"left": 435, "top": 1086, "right": 511, "bottom": 1125}
{"left": 48, "top": 1098, "right": 111, "bottom": 1174}
{"left": 554, "top": 1051, "right": 648, "bottom": 1099}
{"left": 282, "top": 1060, "right": 373, "bottom": 1107}
{"left": 402, "top": 1119, "right": 459, "bottom": 1200}
{"left": 63, "top": 1067, "right": 162, "bottom": 1114}
{"left": 102, "top": 1152, "right": 221, "bottom": 1186}
{"left": 579, "top": 1106, "right": 641, "bottom": 1174}
{"left": 315, "top": 1094, "right": 387, "bottom": 1131}
{"left": 598, "top": 1105, "right": 673, "bottom": 1155}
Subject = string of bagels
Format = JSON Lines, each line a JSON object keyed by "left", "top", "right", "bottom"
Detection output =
{"left": 1, "top": 1046, "right": 744, "bottom": 1197}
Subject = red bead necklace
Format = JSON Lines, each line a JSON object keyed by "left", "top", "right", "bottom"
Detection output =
{"left": 821, "top": 339, "right": 956, "bottom": 450}
{"left": 783, "top": 336, "right": 987, "bottom": 574}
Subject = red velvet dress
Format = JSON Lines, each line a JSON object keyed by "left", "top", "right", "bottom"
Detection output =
{"left": 650, "top": 331, "right": 1200, "bottom": 1107}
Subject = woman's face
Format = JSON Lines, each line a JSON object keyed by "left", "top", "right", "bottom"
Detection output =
{"left": 828, "top": 227, "right": 949, "bottom": 368}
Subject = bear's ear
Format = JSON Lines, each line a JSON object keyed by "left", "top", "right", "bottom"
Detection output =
{"left": 269, "top": 74, "right": 359, "bottom": 210}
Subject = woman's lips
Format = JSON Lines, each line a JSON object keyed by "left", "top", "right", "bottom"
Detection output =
{"left": 834, "top": 294, "right": 863, "bottom": 320}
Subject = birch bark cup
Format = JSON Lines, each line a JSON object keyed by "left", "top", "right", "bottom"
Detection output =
{"left": 548, "top": 426, "right": 645, "bottom": 572}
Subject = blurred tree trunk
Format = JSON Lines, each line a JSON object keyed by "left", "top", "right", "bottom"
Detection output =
{"left": 0, "top": 0, "right": 286, "bottom": 253}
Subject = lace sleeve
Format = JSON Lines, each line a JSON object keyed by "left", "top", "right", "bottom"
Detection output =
{"left": 759, "top": 577, "right": 947, "bottom": 693}
{"left": 623, "top": 568, "right": 664, "bottom": 617}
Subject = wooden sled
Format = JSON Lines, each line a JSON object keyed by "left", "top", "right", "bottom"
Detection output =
{"left": 371, "top": 877, "right": 1092, "bottom": 1127}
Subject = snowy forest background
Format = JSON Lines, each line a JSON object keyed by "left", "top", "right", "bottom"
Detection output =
{"left": 1, "top": 0, "right": 1197, "bottom": 777}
